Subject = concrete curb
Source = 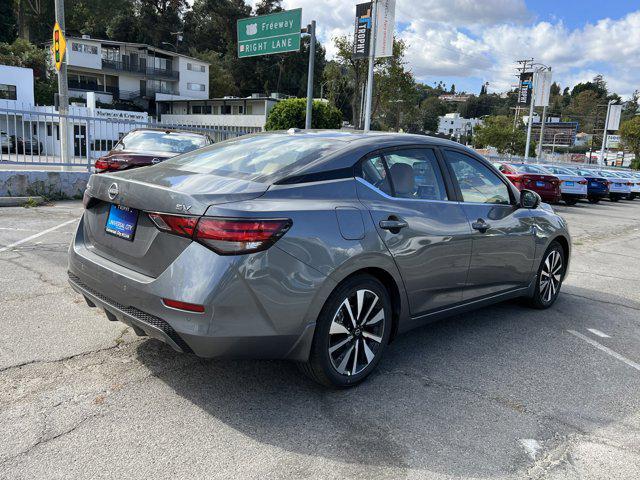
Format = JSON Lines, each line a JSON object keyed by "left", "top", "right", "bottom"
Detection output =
{"left": 0, "top": 196, "right": 45, "bottom": 207}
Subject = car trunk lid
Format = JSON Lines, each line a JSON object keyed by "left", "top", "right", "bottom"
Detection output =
{"left": 82, "top": 166, "right": 269, "bottom": 277}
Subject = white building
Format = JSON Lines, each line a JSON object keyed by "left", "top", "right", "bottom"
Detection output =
{"left": 158, "top": 94, "right": 283, "bottom": 132}
{"left": 0, "top": 65, "right": 35, "bottom": 108}
{"left": 0, "top": 66, "right": 149, "bottom": 160}
{"left": 53, "top": 36, "right": 209, "bottom": 108}
{"left": 437, "top": 113, "right": 482, "bottom": 137}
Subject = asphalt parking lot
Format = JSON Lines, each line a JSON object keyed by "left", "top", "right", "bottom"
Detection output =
{"left": 1, "top": 199, "right": 640, "bottom": 479}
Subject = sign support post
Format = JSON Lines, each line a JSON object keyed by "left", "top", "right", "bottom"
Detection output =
{"left": 53, "top": 0, "right": 70, "bottom": 170}
{"left": 599, "top": 99, "right": 616, "bottom": 166}
{"left": 304, "top": 21, "right": 316, "bottom": 130}
{"left": 363, "top": 0, "right": 378, "bottom": 132}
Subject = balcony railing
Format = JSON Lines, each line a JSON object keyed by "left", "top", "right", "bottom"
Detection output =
{"left": 101, "top": 59, "right": 179, "bottom": 80}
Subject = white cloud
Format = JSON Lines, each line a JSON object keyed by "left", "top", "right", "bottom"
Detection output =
{"left": 225, "top": 1, "right": 640, "bottom": 98}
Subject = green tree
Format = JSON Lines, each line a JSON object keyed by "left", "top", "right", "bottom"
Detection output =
{"left": 0, "top": 38, "right": 55, "bottom": 105}
{"left": 420, "top": 96, "right": 447, "bottom": 132}
{"left": 473, "top": 115, "right": 533, "bottom": 156}
{"left": 620, "top": 117, "right": 640, "bottom": 169}
{"left": 0, "top": 1, "right": 17, "bottom": 43}
{"left": 265, "top": 98, "right": 342, "bottom": 130}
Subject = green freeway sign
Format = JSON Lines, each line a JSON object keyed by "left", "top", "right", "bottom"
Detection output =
{"left": 237, "top": 9, "right": 302, "bottom": 58}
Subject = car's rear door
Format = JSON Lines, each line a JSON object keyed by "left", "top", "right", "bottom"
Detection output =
{"left": 442, "top": 149, "right": 536, "bottom": 300}
{"left": 355, "top": 147, "right": 472, "bottom": 315}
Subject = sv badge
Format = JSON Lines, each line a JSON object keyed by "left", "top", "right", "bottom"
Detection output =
{"left": 176, "top": 204, "right": 192, "bottom": 213}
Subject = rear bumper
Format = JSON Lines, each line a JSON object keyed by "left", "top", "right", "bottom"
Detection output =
{"left": 67, "top": 215, "right": 330, "bottom": 361}
{"left": 561, "top": 193, "right": 587, "bottom": 199}
{"left": 538, "top": 191, "right": 562, "bottom": 203}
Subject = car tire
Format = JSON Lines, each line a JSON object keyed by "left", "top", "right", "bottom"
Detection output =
{"left": 299, "top": 274, "right": 392, "bottom": 388}
{"left": 610, "top": 195, "right": 620, "bottom": 202}
{"left": 564, "top": 197, "right": 578, "bottom": 206}
{"left": 526, "top": 241, "right": 565, "bottom": 310}
{"left": 587, "top": 197, "right": 600, "bottom": 204}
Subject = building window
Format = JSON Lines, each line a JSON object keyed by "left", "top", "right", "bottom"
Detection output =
{"left": 0, "top": 84, "right": 17, "bottom": 100}
{"left": 187, "top": 83, "right": 205, "bottom": 92}
{"left": 71, "top": 42, "right": 98, "bottom": 54}
{"left": 192, "top": 105, "right": 212, "bottom": 114}
{"left": 187, "top": 63, "right": 205, "bottom": 72}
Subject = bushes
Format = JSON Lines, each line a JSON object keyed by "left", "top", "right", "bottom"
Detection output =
{"left": 265, "top": 98, "right": 342, "bottom": 131}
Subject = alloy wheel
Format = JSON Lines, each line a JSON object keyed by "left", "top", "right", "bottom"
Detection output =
{"left": 328, "top": 289, "right": 385, "bottom": 376}
{"left": 539, "top": 250, "right": 563, "bottom": 303}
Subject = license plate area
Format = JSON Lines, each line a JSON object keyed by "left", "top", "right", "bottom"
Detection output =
{"left": 564, "top": 181, "right": 574, "bottom": 186}
{"left": 536, "top": 181, "right": 546, "bottom": 188}
{"left": 105, "top": 204, "right": 139, "bottom": 241}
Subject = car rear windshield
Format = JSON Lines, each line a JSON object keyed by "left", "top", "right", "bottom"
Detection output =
{"left": 116, "top": 130, "right": 209, "bottom": 154}
{"left": 511, "top": 164, "right": 550, "bottom": 174}
{"left": 162, "top": 133, "right": 348, "bottom": 182}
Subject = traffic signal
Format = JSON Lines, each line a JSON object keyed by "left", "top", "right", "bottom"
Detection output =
{"left": 52, "top": 22, "right": 66, "bottom": 71}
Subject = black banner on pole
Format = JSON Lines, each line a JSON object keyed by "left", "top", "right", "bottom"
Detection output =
{"left": 518, "top": 72, "right": 533, "bottom": 105}
{"left": 353, "top": 2, "right": 373, "bottom": 59}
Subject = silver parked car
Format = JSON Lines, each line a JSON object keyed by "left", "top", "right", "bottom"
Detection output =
{"left": 68, "top": 131, "right": 571, "bottom": 387}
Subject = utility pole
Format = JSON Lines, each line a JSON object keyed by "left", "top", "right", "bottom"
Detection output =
{"left": 54, "top": 0, "right": 70, "bottom": 170}
{"left": 304, "top": 20, "right": 316, "bottom": 130}
{"left": 363, "top": 0, "right": 378, "bottom": 132}
{"left": 524, "top": 70, "right": 537, "bottom": 160}
{"left": 599, "top": 99, "right": 616, "bottom": 166}
{"left": 513, "top": 59, "right": 533, "bottom": 131}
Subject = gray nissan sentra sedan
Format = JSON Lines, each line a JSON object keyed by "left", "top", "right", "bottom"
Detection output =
{"left": 68, "top": 130, "right": 571, "bottom": 387}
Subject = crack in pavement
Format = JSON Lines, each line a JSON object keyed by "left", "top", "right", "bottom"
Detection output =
{"left": 0, "top": 339, "right": 145, "bottom": 375}
{"left": 562, "top": 292, "right": 640, "bottom": 313}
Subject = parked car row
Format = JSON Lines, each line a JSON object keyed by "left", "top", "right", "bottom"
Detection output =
{"left": 0, "top": 132, "right": 43, "bottom": 155}
{"left": 493, "top": 161, "right": 640, "bottom": 205}
{"left": 94, "top": 128, "right": 213, "bottom": 173}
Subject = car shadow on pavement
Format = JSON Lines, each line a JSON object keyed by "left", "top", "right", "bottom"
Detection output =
{"left": 135, "top": 286, "right": 640, "bottom": 477}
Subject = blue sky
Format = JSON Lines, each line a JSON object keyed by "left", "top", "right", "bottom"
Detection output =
{"left": 277, "top": 0, "right": 640, "bottom": 98}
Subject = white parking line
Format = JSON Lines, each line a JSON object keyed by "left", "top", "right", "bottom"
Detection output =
{"left": 0, "top": 219, "right": 77, "bottom": 254}
{"left": 568, "top": 330, "right": 640, "bottom": 372}
{"left": 587, "top": 328, "right": 611, "bottom": 338}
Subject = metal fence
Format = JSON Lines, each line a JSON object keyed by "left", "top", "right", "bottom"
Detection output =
{"left": 0, "top": 106, "right": 258, "bottom": 171}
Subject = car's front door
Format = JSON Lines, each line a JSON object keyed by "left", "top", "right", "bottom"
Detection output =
{"left": 356, "top": 147, "right": 473, "bottom": 315}
{"left": 442, "top": 149, "right": 536, "bottom": 300}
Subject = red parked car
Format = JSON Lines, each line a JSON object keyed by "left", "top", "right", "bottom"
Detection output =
{"left": 95, "top": 128, "right": 212, "bottom": 173}
{"left": 493, "top": 162, "right": 562, "bottom": 204}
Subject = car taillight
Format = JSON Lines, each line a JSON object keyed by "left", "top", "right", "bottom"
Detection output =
{"left": 194, "top": 218, "right": 292, "bottom": 255}
{"left": 627, "top": 182, "right": 633, "bottom": 186}
{"left": 148, "top": 213, "right": 292, "bottom": 255}
{"left": 578, "top": 180, "right": 587, "bottom": 185}
{"left": 95, "top": 158, "right": 125, "bottom": 172}
{"left": 148, "top": 213, "right": 198, "bottom": 238}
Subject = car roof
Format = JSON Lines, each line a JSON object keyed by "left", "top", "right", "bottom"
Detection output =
{"left": 236, "top": 130, "right": 483, "bottom": 183}
{"left": 126, "top": 127, "right": 210, "bottom": 137}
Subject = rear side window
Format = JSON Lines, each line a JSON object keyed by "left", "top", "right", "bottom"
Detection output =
{"left": 164, "top": 134, "right": 347, "bottom": 182}
{"left": 385, "top": 149, "right": 447, "bottom": 200}
{"left": 445, "top": 150, "right": 511, "bottom": 205}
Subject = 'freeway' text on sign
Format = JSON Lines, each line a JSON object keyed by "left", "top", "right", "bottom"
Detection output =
{"left": 237, "top": 9, "right": 302, "bottom": 58}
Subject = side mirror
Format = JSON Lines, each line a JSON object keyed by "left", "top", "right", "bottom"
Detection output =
{"left": 519, "top": 189, "right": 541, "bottom": 209}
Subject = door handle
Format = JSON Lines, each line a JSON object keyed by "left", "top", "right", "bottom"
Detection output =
{"left": 471, "top": 219, "right": 490, "bottom": 233}
{"left": 379, "top": 217, "right": 408, "bottom": 232}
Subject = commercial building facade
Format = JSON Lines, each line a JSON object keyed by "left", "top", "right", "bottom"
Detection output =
{"left": 158, "top": 94, "right": 282, "bottom": 131}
